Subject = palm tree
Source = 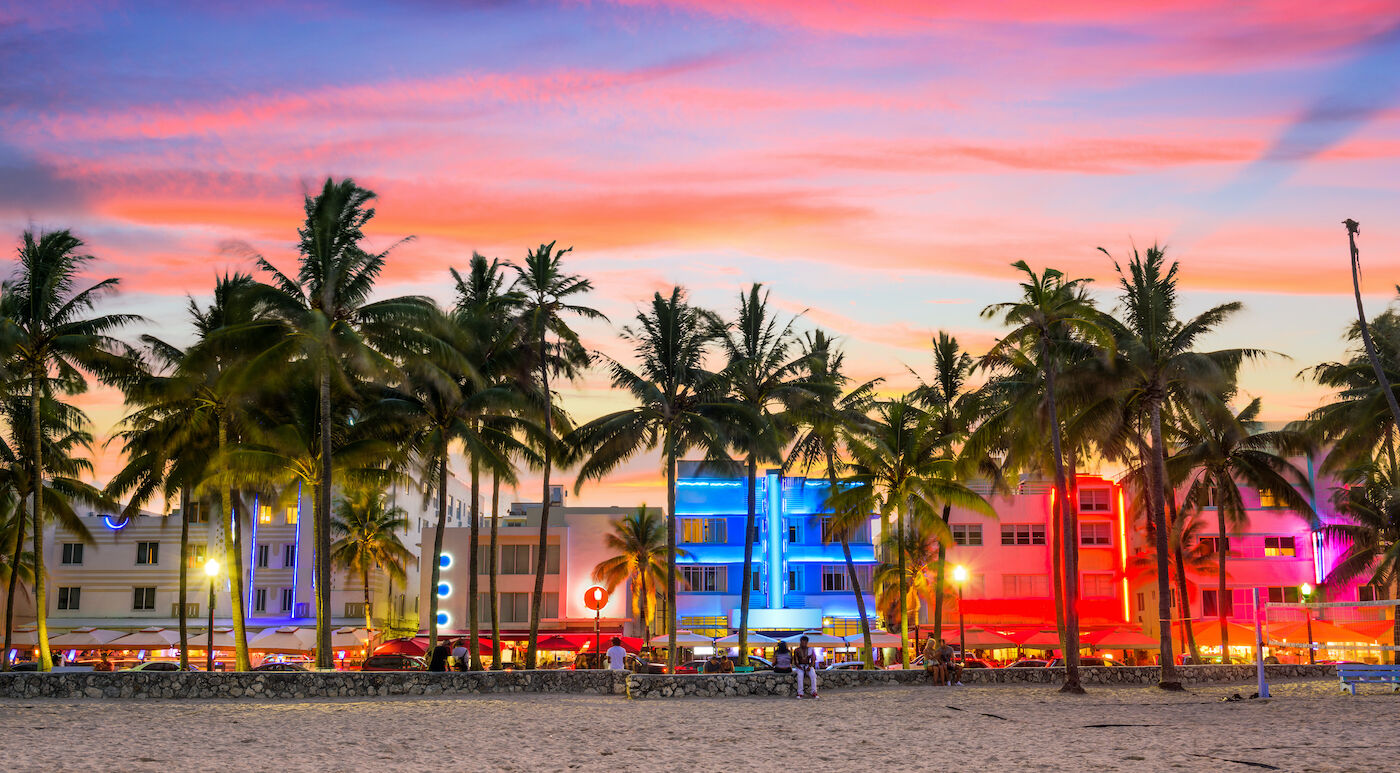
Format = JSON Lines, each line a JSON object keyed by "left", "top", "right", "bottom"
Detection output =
{"left": 510, "top": 242, "right": 602, "bottom": 669}
{"left": 570, "top": 287, "right": 729, "bottom": 670}
{"left": 1343, "top": 220, "right": 1400, "bottom": 431}
{"left": 1305, "top": 307, "right": 1400, "bottom": 473}
{"left": 982, "top": 260, "right": 1110, "bottom": 692}
{"left": 1170, "top": 395, "right": 1314, "bottom": 659}
{"left": 0, "top": 229, "right": 138, "bottom": 670}
{"left": 1128, "top": 495, "right": 1217, "bottom": 665}
{"left": 330, "top": 488, "right": 414, "bottom": 634}
{"left": 832, "top": 397, "right": 993, "bottom": 668}
{"left": 714, "top": 284, "right": 810, "bottom": 664}
{"left": 1323, "top": 456, "right": 1400, "bottom": 663}
{"left": 241, "top": 178, "right": 438, "bottom": 668}
{"left": 590, "top": 505, "right": 686, "bottom": 645}
{"left": 872, "top": 520, "right": 942, "bottom": 638}
{"left": 786, "top": 330, "right": 880, "bottom": 666}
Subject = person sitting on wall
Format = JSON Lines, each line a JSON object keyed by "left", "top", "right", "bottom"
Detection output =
{"left": 937, "top": 639, "right": 963, "bottom": 686}
{"left": 718, "top": 651, "right": 734, "bottom": 673}
{"left": 773, "top": 641, "right": 793, "bottom": 674}
{"left": 922, "top": 637, "right": 946, "bottom": 685}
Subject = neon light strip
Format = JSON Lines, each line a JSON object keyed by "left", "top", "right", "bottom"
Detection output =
{"left": 766, "top": 471, "right": 783, "bottom": 608}
{"left": 1118, "top": 488, "right": 1130, "bottom": 621}
{"left": 103, "top": 515, "right": 127, "bottom": 530}
{"left": 292, "top": 482, "right": 302, "bottom": 615}
{"left": 247, "top": 494, "right": 259, "bottom": 614}
{"left": 677, "top": 481, "right": 744, "bottom": 487}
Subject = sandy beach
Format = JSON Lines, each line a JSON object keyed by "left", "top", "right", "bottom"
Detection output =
{"left": 0, "top": 678, "right": 1392, "bottom": 772}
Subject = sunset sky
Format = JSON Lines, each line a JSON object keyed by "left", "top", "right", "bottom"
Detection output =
{"left": 3, "top": 1, "right": 1399, "bottom": 509}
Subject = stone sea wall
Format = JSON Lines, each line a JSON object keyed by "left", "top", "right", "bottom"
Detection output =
{"left": 0, "top": 663, "right": 1334, "bottom": 700}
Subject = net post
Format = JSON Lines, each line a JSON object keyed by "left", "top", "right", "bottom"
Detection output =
{"left": 1253, "top": 587, "right": 1269, "bottom": 698}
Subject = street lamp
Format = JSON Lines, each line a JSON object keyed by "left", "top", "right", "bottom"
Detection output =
{"left": 204, "top": 558, "right": 221, "bottom": 672}
{"left": 952, "top": 565, "right": 969, "bottom": 665}
{"left": 1300, "top": 582, "right": 1315, "bottom": 665}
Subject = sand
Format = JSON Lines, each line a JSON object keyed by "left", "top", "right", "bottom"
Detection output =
{"left": 0, "top": 679, "right": 1392, "bottom": 772}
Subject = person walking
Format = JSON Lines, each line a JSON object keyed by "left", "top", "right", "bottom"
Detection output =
{"left": 793, "top": 635, "right": 819, "bottom": 699}
{"left": 605, "top": 637, "right": 628, "bottom": 670}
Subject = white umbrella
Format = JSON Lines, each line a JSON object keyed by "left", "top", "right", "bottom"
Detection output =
{"left": 249, "top": 626, "right": 314, "bottom": 653}
{"left": 8, "top": 625, "right": 38, "bottom": 647}
{"left": 105, "top": 627, "right": 183, "bottom": 650}
{"left": 715, "top": 632, "right": 779, "bottom": 646}
{"left": 331, "top": 627, "right": 369, "bottom": 649}
{"left": 188, "top": 628, "right": 237, "bottom": 650}
{"left": 649, "top": 630, "right": 714, "bottom": 646}
{"left": 845, "top": 630, "right": 902, "bottom": 648}
{"left": 782, "top": 630, "right": 845, "bottom": 647}
{"left": 49, "top": 627, "right": 126, "bottom": 648}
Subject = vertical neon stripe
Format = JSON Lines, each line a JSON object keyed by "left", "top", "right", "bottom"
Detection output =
{"left": 766, "top": 470, "right": 782, "bottom": 609}
{"left": 1118, "top": 487, "right": 1130, "bottom": 621}
{"left": 247, "top": 494, "right": 259, "bottom": 614}
{"left": 293, "top": 482, "right": 302, "bottom": 615}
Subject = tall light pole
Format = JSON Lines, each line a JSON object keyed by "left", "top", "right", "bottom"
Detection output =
{"left": 204, "top": 558, "right": 221, "bottom": 672}
{"left": 952, "top": 565, "right": 968, "bottom": 665}
{"left": 1300, "top": 582, "right": 1315, "bottom": 665}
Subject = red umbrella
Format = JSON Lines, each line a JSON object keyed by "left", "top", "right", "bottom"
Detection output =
{"left": 1083, "top": 627, "right": 1159, "bottom": 649}
{"left": 1015, "top": 630, "right": 1063, "bottom": 648}
{"left": 535, "top": 635, "right": 583, "bottom": 652}
{"left": 373, "top": 637, "right": 428, "bottom": 657}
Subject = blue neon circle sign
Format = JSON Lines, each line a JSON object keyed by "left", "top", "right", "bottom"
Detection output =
{"left": 436, "top": 611, "right": 450, "bottom": 627}
{"left": 439, "top": 553, "right": 452, "bottom": 569}
{"left": 437, "top": 582, "right": 451, "bottom": 598}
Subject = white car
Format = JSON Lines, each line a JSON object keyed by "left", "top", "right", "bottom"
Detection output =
{"left": 123, "top": 661, "right": 198, "bottom": 672}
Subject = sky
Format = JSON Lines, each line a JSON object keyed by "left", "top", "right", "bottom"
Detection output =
{"left": 2, "top": 0, "right": 1399, "bottom": 510}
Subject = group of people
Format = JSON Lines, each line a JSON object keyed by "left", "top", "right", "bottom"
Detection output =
{"left": 701, "top": 637, "right": 821, "bottom": 699}
{"left": 922, "top": 637, "right": 963, "bottom": 686}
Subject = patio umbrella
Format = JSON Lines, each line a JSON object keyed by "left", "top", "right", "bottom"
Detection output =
{"left": 535, "top": 635, "right": 583, "bottom": 652}
{"left": 373, "top": 637, "right": 428, "bottom": 656}
{"left": 1015, "top": 630, "right": 1063, "bottom": 648}
{"left": 249, "top": 626, "right": 314, "bottom": 653}
{"left": 187, "top": 628, "right": 237, "bottom": 650}
{"left": 715, "top": 632, "right": 779, "bottom": 646}
{"left": 49, "top": 627, "right": 126, "bottom": 648}
{"left": 1176, "top": 620, "right": 1255, "bottom": 648}
{"left": 782, "top": 631, "right": 846, "bottom": 647}
{"left": 1270, "top": 620, "right": 1372, "bottom": 645}
{"left": 945, "top": 627, "right": 1017, "bottom": 648}
{"left": 1083, "top": 627, "right": 1159, "bottom": 649}
{"left": 7, "top": 626, "right": 38, "bottom": 647}
{"left": 1342, "top": 619, "right": 1395, "bottom": 640}
{"left": 106, "top": 627, "right": 183, "bottom": 650}
{"left": 845, "top": 630, "right": 902, "bottom": 648}
{"left": 330, "top": 627, "right": 370, "bottom": 649}
{"left": 650, "top": 630, "right": 714, "bottom": 646}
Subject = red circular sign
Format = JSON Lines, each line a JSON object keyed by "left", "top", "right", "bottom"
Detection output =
{"left": 583, "top": 586, "right": 609, "bottom": 611}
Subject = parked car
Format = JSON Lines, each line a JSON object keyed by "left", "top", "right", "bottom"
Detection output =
{"left": 959, "top": 658, "right": 995, "bottom": 669}
{"left": 626, "top": 654, "right": 667, "bottom": 674}
{"left": 359, "top": 654, "right": 427, "bottom": 671}
{"left": 1046, "top": 656, "right": 1116, "bottom": 668}
{"left": 825, "top": 660, "right": 883, "bottom": 671}
{"left": 1003, "top": 659, "right": 1049, "bottom": 668}
{"left": 253, "top": 662, "right": 308, "bottom": 672}
{"left": 123, "top": 661, "right": 198, "bottom": 672}
{"left": 673, "top": 659, "right": 709, "bottom": 674}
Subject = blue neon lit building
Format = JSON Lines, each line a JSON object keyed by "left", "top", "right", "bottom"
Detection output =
{"left": 673, "top": 461, "right": 877, "bottom": 633}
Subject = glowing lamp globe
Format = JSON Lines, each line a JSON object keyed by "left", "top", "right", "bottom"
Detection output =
{"left": 952, "top": 565, "right": 969, "bottom": 583}
{"left": 1300, "top": 582, "right": 1314, "bottom": 597}
{"left": 203, "top": 558, "right": 221, "bottom": 578}
{"left": 583, "top": 586, "right": 609, "bottom": 611}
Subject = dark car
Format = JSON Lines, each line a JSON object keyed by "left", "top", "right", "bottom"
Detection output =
{"left": 359, "top": 654, "right": 427, "bottom": 671}
{"left": 1004, "top": 659, "right": 1049, "bottom": 668}
{"left": 1046, "top": 656, "right": 1116, "bottom": 668}
{"left": 123, "top": 661, "right": 197, "bottom": 672}
{"left": 253, "top": 662, "right": 308, "bottom": 672}
{"left": 627, "top": 654, "right": 667, "bottom": 674}
{"left": 959, "top": 658, "right": 995, "bottom": 669}
{"left": 10, "top": 661, "right": 38, "bottom": 671}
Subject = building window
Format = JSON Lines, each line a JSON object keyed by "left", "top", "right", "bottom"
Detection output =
{"left": 500, "top": 592, "right": 530, "bottom": 623}
{"left": 133, "top": 587, "right": 156, "bottom": 610}
{"left": 788, "top": 523, "right": 800, "bottom": 543}
{"left": 748, "top": 569, "right": 762, "bottom": 593}
{"left": 187, "top": 544, "right": 207, "bottom": 570}
{"left": 1266, "top": 586, "right": 1301, "bottom": 604}
{"left": 788, "top": 568, "right": 804, "bottom": 593}
{"left": 822, "top": 565, "right": 849, "bottom": 592}
{"left": 280, "top": 587, "right": 294, "bottom": 612}
{"left": 1258, "top": 488, "right": 1280, "bottom": 508}
{"left": 256, "top": 544, "right": 269, "bottom": 568}
{"left": 136, "top": 541, "right": 159, "bottom": 565}
{"left": 819, "top": 517, "right": 870, "bottom": 543}
{"left": 185, "top": 502, "right": 207, "bottom": 524}
{"left": 1081, "top": 573, "right": 1115, "bottom": 598}
{"left": 1263, "top": 536, "right": 1295, "bottom": 557}
{"left": 1136, "top": 592, "right": 1145, "bottom": 612}
{"left": 1002, "top": 574, "right": 1049, "bottom": 597}
{"left": 951, "top": 524, "right": 982, "bottom": 546}
{"left": 680, "top": 518, "right": 726, "bottom": 544}
{"left": 501, "top": 545, "right": 532, "bottom": 574}
{"left": 57, "top": 586, "right": 80, "bottom": 610}
{"left": 545, "top": 545, "right": 560, "bottom": 575}
{"left": 1360, "top": 585, "right": 1389, "bottom": 602}
{"left": 1079, "top": 522, "right": 1112, "bottom": 547}
{"left": 542, "top": 592, "right": 559, "bottom": 619}
{"left": 1199, "top": 536, "right": 1231, "bottom": 556}
{"left": 286, "top": 506, "right": 298, "bottom": 525}
{"left": 282, "top": 543, "right": 297, "bottom": 568}
{"left": 476, "top": 545, "right": 491, "bottom": 572}
{"left": 258, "top": 505, "right": 273, "bottom": 524}
{"left": 1202, "top": 589, "right": 1235, "bottom": 617}
{"left": 1079, "top": 488, "right": 1110, "bottom": 512}
{"left": 1000, "top": 524, "right": 1046, "bottom": 546}
{"left": 679, "top": 565, "right": 726, "bottom": 593}
{"left": 254, "top": 588, "right": 267, "bottom": 613}
{"left": 61, "top": 543, "right": 84, "bottom": 565}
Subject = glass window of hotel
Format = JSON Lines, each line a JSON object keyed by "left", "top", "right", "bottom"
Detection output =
{"left": 280, "top": 587, "right": 294, "bottom": 611}
{"left": 136, "top": 541, "right": 159, "bottom": 565}
{"left": 282, "top": 543, "right": 296, "bottom": 567}
{"left": 680, "top": 565, "right": 725, "bottom": 592}
{"left": 1000, "top": 524, "right": 1046, "bottom": 545}
{"left": 57, "top": 586, "right": 80, "bottom": 610}
{"left": 254, "top": 588, "right": 267, "bottom": 613}
{"left": 821, "top": 565, "right": 849, "bottom": 592}
{"left": 133, "top": 586, "right": 156, "bottom": 610}
{"left": 819, "top": 516, "right": 868, "bottom": 543}
{"left": 1201, "top": 589, "right": 1235, "bottom": 617}
{"left": 788, "top": 522, "right": 800, "bottom": 543}
{"left": 1079, "top": 522, "right": 1112, "bottom": 546}
{"left": 1263, "top": 536, "right": 1295, "bottom": 557}
{"left": 1002, "top": 574, "right": 1049, "bottom": 597}
{"left": 499, "top": 592, "right": 530, "bottom": 622}
{"left": 749, "top": 569, "right": 763, "bottom": 593}
{"left": 543, "top": 592, "right": 559, "bottom": 619}
{"left": 185, "top": 501, "right": 207, "bottom": 524}
{"left": 258, "top": 504, "right": 273, "bottom": 524}
{"left": 1199, "top": 536, "right": 1232, "bottom": 555}
{"left": 1257, "top": 487, "right": 1281, "bottom": 508}
{"left": 1266, "top": 586, "right": 1301, "bottom": 604}
{"left": 1359, "top": 585, "right": 1390, "bottom": 601}
{"left": 952, "top": 524, "right": 982, "bottom": 546}
{"left": 286, "top": 506, "right": 298, "bottom": 525}
{"left": 1079, "top": 488, "right": 1110, "bottom": 512}
{"left": 187, "top": 544, "right": 207, "bottom": 569}
{"left": 476, "top": 545, "right": 491, "bottom": 571}
{"left": 61, "top": 543, "right": 83, "bottom": 564}
{"left": 1081, "top": 573, "right": 1115, "bottom": 598}
{"left": 681, "top": 517, "right": 726, "bottom": 544}
{"left": 256, "top": 544, "right": 269, "bottom": 568}
{"left": 788, "top": 568, "right": 804, "bottom": 592}
{"left": 545, "top": 544, "right": 560, "bottom": 574}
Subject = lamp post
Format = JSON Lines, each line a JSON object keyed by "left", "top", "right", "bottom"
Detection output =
{"left": 1300, "top": 582, "right": 1315, "bottom": 665}
{"left": 204, "top": 558, "right": 221, "bottom": 672}
{"left": 952, "top": 565, "right": 968, "bottom": 665}
{"left": 584, "top": 586, "right": 609, "bottom": 669}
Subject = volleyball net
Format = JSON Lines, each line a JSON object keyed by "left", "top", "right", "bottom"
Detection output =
{"left": 1260, "top": 598, "right": 1400, "bottom": 655}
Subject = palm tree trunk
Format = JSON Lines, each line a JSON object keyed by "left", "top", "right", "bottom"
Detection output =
{"left": 1041, "top": 348, "right": 1081, "bottom": 693}
{"left": 1346, "top": 220, "right": 1400, "bottom": 430}
{"left": 665, "top": 441, "right": 679, "bottom": 670}
{"left": 30, "top": 369, "right": 51, "bottom": 672}
{"left": 316, "top": 366, "right": 334, "bottom": 670}
{"left": 489, "top": 471, "right": 501, "bottom": 669}
{"left": 1147, "top": 399, "right": 1182, "bottom": 688}
{"left": 830, "top": 453, "right": 873, "bottom": 668}
{"left": 362, "top": 565, "right": 372, "bottom": 635}
{"left": 219, "top": 417, "right": 251, "bottom": 671}
{"left": 898, "top": 495, "right": 911, "bottom": 668}
{"left": 178, "top": 487, "right": 191, "bottom": 670}
{"left": 527, "top": 344, "right": 553, "bottom": 671}
{"left": 638, "top": 563, "right": 650, "bottom": 647}
{"left": 429, "top": 450, "right": 449, "bottom": 655}
{"left": 468, "top": 452, "right": 482, "bottom": 670}
{"left": 1165, "top": 491, "right": 1200, "bottom": 664}
{"left": 1393, "top": 575, "right": 1399, "bottom": 666}
{"left": 737, "top": 454, "right": 757, "bottom": 666}
{"left": 1215, "top": 481, "right": 1229, "bottom": 662}
{"left": 932, "top": 503, "right": 950, "bottom": 643}
{"left": 2, "top": 499, "right": 27, "bottom": 671}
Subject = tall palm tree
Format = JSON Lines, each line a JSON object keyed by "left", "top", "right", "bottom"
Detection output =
{"left": 1305, "top": 307, "right": 1400, "bottom": 473}
{"left": 832, "top": 397, "right": 993, "bottom": 668}
{"left": 1169, "top": 395, "right": 1314, "bottom": 659}
{"left": 982, "top": 260, "right": 1109, "bottom": 693}
{"left": 1128, "top": 494, "right": 1217, "bottom": 665}
{"left": 570, "top": 287, "right": 729, "bottom": 670}
{"left": 590, "top": 505, "right": 686, "bottom": 645}
{"left": 786, "top": 330, "right": 880, "bottom": 666}
{"left": 241, "top": 178, "right": 437, "bottom": 668}
{"left": 1343, "top": 220, "right": 1400, "bottom": 432}
{"left": 872, "top": 520, "right": 942, "bottom": 639}
{"left": 330, "top": 488, "right": 414, "bottom": 634}
{"left": 714, "top": 284, "right": 810, "bottom": 664}
{"left": 1323, "top": 455, "right": 1400, "bottom": 663}
{"left": 0, "top": 229, "right": 138, "bottom": 671}
{"left": 510, "top": 242, "right": 602, "bottom": 669}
